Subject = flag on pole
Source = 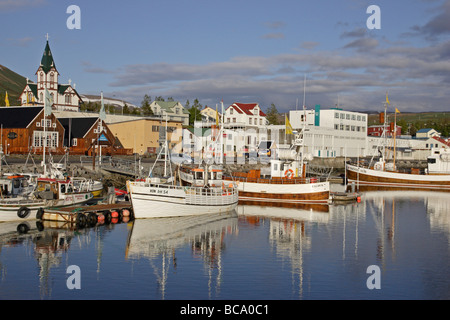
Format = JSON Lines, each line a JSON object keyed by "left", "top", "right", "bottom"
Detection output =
{"left": 386, "top": 92, "right": 390, "bottom": 105}
{"left": 99, "top": 91, "right": 106, "bottom": 121}
{"left": 395, "top": 108, "right": 400, "bottom": 113}
{"left": 44, "top": 88, "right": 52, "bottom": 116}
{"left": 5, "top": 91, "right": 10, "bottom": 106}
{"left": 285, "top": 114, "right": 293, "bottom": 134}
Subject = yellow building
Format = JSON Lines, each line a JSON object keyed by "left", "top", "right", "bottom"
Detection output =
{"left": 108, "top": 118, "right": 183, "bottom": 155}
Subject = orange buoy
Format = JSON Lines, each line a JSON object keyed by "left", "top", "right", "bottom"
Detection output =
{"left": 111, "top": 211, "right": 119, "bottom": 218}
{"left": 122, "top": 209, "right": 130, "bottom": 217}
{"left": 97, "top": 214, "right": 105, "bottom": 221}
{"left": 357, "top": 196, "right": 361, "bottom": 203}
{"left": 111, "top": 217, "right": 119, "bottom": 224}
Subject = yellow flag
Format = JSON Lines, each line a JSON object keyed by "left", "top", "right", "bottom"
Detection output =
{"left": 386, "top": 92, "right": 390, "bottom": 105}
{"left": 395, "top": 108, "right": 400, "bottom": 113}
{"left": 216, "top": 105, "right": 219, "bottom": 126}
{"left": 5, "top": 91, "right": 10, "bottom": 106}
{"left": 285, "top": 114, "right": 293, "bottom": 134}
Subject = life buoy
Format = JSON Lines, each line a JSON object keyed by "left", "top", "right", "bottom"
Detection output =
{"left": 284, "top": 169, "right": 294, "bottom": 179}
{"left": 17, "top": 206, "right": 31, "bottom": 219}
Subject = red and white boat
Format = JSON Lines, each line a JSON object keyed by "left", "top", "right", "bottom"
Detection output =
{"left": 224, "top": 133, "right": 330, "bottom": 205}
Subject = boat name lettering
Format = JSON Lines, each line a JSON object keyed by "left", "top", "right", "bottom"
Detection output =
{"left": 149, "top": 188, "right": 169, "bottom": 195}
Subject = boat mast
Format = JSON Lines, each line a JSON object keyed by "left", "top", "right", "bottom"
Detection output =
{"left": 300, "top": 74, "right": 306, "bottom": 178}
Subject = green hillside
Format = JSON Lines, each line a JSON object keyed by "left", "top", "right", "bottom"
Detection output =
{"left": 0, "top": 64, "right": 27, "bottom": 106}
{"left": 368, "top": 111, "right": 450, "bottom": 137}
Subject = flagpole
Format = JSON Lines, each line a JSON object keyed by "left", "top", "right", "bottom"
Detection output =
{"left": 393, "top": 106, "right": 397, "bottom": 171}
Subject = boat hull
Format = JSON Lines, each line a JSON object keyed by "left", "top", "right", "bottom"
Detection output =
{"left": 0, "top": 192, "right": 94, "bottom": 222}
{"left": 346, "top": 164, "right": 450, "bottom": 192}
{"left": 127, "top": 182, "right": 238, "bottom": 218}
{"left": 234, "top": 180, "right": 330, "bottom": 204}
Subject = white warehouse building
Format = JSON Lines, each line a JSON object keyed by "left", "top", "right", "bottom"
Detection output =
{"left": 289, "top": 105, "right": 368, "bottom": 158}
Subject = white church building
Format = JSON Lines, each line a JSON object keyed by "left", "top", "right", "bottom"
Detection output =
{"left": 20, "top": 38, "right": 82, "bottom": 111}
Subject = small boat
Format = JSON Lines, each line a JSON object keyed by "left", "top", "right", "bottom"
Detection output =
{"left": 0, "top": 176, "right": 94, "bottom": 222}
{"left": 224, "top": 132, "right": 330, "bottom": 205}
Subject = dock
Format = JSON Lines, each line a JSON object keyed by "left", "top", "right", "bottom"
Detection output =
{"left": 39, "top": 202, "right": 133, "bottom": 228}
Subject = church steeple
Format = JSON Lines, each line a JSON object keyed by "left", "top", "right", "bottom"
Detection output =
{"left": 40, "top": 39, "right": 56, "bottom": 74}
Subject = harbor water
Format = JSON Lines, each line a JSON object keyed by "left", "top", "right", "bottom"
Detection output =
{"left": 0, "top": 188, "right": 448, "bottom": 300}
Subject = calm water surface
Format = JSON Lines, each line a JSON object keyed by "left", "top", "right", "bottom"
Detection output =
{"left": 0, "top": 190, "right": 448, "bottom": 300}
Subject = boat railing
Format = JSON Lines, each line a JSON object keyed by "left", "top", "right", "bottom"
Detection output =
{"left": 185, "top": 186, "right": 238, "bottom": 206}
{"left": 225, "top": 175, "right": 327, "bottom": 184}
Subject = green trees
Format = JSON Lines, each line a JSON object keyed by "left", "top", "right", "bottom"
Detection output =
{"left": 266, "top": 103, "right": 280, "bottom": 125}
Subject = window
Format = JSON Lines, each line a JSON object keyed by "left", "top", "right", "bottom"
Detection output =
{"left": 152, "top": 125, "right": 159, "bottom": 132}
{"left": 346, "top": 114, "right": 350, "bottom": 120}
{"left": 233, "top": 118, "right": 236, "bottom": 123}
{"left": 50, "top": 73, "right": 54, "bottom": 83}
{"left": 334, "top": 124, "right": 339, "bottom": 130}
{"left": 32, "top": 131, "right": 59, "bottom": 148}
{"left": 352, "top": 115, "right": 356, "bottom": 120}
{"left": 335, "top": 112, "right": 339, "bottom": 119}
{"left": 230, "top": 108, "right": 234, "bottom": 115}
{"left": 249, "top": 118, "right": 252, "bottom": 125}
{"left": 340, "top": 113, "right": 345, "bottom": 119}
{"left": 72, "top": 138, "right": 77, "bottom": 146}
{"left": 39, "top": 92, "right": 43, "bottom": 102}
{"left": 41, "top": 119, "right": 51, "bottom": 128}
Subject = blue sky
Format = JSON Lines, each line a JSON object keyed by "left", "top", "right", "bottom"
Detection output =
{"left": 1, "top": 0, "right": 449, "bottom": 113}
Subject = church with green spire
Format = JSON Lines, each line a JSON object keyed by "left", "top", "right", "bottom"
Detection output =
{"left": 19, "top": 36, "right": 83, "bottom": 111}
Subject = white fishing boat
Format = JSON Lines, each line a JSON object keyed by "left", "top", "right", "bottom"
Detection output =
{"left": 126, "top": 113, "right": 238, "bottom": 218}
{"left": 127, "top": 174, "right": 238, "bottom": 218}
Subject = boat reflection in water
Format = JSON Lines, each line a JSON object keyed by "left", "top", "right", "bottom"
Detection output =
{"left": 237, "top": 190, "right": 450, "bottom": 299}
{"left": 125, "top": 211, "right": 239, "bottom": 299}
{"left": 0, "top": 190, "right": 448, "bottom": 299}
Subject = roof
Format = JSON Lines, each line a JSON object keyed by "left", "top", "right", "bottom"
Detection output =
{"left": 417, "top": 128, "right": 435, "bottom": 133}
{"left": 38, "top": 41, "right": 57, "bottom": 74}
{"left": 152, "top": 101, "right": 189, "bottom": 114}
{"left": 0, "top": 106, "right": 43, "bottom": 128}
{"left": 229, "top": 102, "right": 266, "bottom": 117}
{"left": 59, "top": 117, "right": 98, "bottom": 140}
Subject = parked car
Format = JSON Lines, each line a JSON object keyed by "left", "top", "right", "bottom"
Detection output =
{"left": 170, "top": 153, "right": 193, "bottom": 164}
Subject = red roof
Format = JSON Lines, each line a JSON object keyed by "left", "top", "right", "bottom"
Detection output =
{"left": 228, "top": 102, "right": 266, "bottom": 117}
{"left": 432, "top": 136, "right": 450, "bottom": 147}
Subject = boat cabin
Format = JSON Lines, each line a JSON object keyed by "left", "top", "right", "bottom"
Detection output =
{"left": 427, "top": 148, "right": 450, "bottom": 174}
{"left": 35, "top": 178, "right": 74, "bottom": 200}
{"left": 179, "top": 165, "right": 224, "bottom": 187}
{"left": 0, "top": 175, "right": 33, "bottom": 197}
